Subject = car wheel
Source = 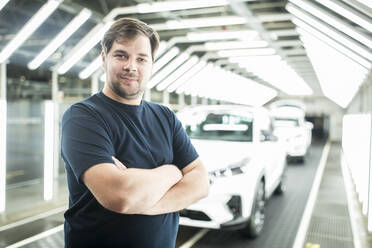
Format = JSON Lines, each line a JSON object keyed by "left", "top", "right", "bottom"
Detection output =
{"left": 274, "top": 169, "right": 286, "bottom": 195}
{"left": 240, "top": 180, "right": 265, "bottom": 238}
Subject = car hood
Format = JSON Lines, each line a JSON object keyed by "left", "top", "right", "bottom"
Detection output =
{"left": 190, "top": 139, "right": 253, "bottom": 172}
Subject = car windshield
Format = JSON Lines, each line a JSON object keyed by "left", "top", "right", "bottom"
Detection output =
{"left": 184, "top": 111, "right": 253, "bottom": 142}
{"left": 274, "top": 118, "right": 300, "bottom": 127}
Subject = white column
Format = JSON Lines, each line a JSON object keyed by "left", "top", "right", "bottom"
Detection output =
{"left": 163, "top": 90, "right": 169, "bottom": 106}
{"left": 179, "top": 92, "right": 185, "bottom": 109}
{"left": 144, "top": 87, "right": 151, "bottom": 101}
{"left": 0, "top": 63, "right": 6, "bottom": 212}
{"left": 202, "top": 97, "right": 208, "bottom": 105}
{"left": 91, "top": 71, "right": 99, "bottom": 95}
{"left": 191, "top": 95, "right": 197, "bottom": 106}
{"left": 211, "top": 99, "right": 217, "bottom": 105}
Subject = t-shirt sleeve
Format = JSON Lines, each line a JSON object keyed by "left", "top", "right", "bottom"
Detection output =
{"left": 61, "top": 105, "right": 115, "bottom": 184}
{"left": 170, "top": 110, "right": 199, "bottom": 170}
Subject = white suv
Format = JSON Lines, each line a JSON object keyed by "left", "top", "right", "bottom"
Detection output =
{"left": 269, "top": 100, "right": 313, "bottom": 163}
{"left": 177, "top": 105, "right": 287, "bottom": 238}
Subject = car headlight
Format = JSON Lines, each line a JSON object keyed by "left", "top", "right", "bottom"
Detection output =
{"left": 208, "top": 158, "right": 250, "bottom": 184}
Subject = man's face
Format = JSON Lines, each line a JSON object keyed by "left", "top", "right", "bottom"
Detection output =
{"left": 102, "top": 35, "right": 153, "bottom": 101}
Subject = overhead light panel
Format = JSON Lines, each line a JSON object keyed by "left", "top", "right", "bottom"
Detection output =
{"left": 293, "top": 18, "right": 371, "bottom": 69}
{"left": 156, "top": 56, "right": 199, "bottom": 91}
{"left": 153, "top": 47, "right": 180, "bottom": 74}
{"left": 204, "top": 40, "right": 268, "bottom": 50}
{"left": 286, "top": 4, "right": 372, "bottom": 61}
{"left": 0, "top": 0, "right": 10, "bottom": 11}
{"left": 314, "top": 0, "right": 372, "bottom": 32}
{"left": 289, "top": 0, "right": 372, "bottom": 49}
{"left": 300, "top": 31, "right": 368, "bottom": 108}
{"left": 57, "top": 21, "right": 112, "bottom": 75}
{"left": 218, "top": 48, "right": 276, "bottom": 57}
{"left": 79, "top": 55, "right": 101, "bottom": 79}
{"left": 0, "top": 0, "right": 62, "bottom": 63}
{"left": 28, "top": 8, "right": 91, "bottom": 70}
{"left": 167, "top": 60, "right": 207, "bottom": 93}
{"left": 187, "top": 30, "right": 258, "bottom": 41}
{"left": 165, "top": 16, "right": 246, "bottom": 30}
{"left": 148, "top": 52, "right": 190, "bottom": 89}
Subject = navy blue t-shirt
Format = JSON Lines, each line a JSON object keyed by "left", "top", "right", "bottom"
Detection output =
{"left": 61, "top": 91, "right": 198, "bottom": 248}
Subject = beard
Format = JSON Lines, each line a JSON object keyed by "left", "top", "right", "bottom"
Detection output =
{"left": 110, "top": 73, "right": 145, "bottom": 100}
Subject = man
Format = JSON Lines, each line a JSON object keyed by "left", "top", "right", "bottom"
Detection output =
{"left": 61, "top": 17, "right": 209, "bottom": 248}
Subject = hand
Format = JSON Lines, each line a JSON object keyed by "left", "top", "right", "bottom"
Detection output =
{"left": 112, "top": 156, "right": 127, "bottom": 170}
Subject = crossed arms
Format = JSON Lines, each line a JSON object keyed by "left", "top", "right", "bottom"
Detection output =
{"left": 81, "top": 157, "right": 210, "bottom": 215}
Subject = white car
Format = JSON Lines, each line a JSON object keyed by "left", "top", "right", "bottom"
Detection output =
{"left": 269, "top": 100, "right": 313, "bottom": 163}
{"left": 177, "top": 105, "right": 287, "bottom": 238}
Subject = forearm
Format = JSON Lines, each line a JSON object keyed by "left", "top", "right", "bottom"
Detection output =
{"left": 140, "top": 165, "right": 209, "bottom": 215}
{"left": 117, "top": 164, "right": 182, "bottom": 214}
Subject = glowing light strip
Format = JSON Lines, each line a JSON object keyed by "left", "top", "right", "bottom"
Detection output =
{"left": 57, "top": 21, "right": 112, "bottom": 74}
{"left": 0, "top": 100, "right": 6, "bottom": 212}
{"left": 0, "top": 0, "right": 61, "bottom": 63}
{"left": 43, "top": 101, "right": 54, "bottom": 201}
{"left": 217, "top": 48, "right": 276, "bottom": 57}
{"left": 156, "top": 56, "right": 199, "bottom": 91}
{"left": 0, "top": 0, "right": 10, "bottom": 11}
{"left": 290, "top": 0, "right": 372, "bottom": 48}
{"left": 167, "top": 60, "right": 207, "bottom": 93}
{"left": 286, "top": 4, "right": 372, "bottom": 61}
{"left": 153, "top": 47, "right": 180, "bottom": 74}
{"left": 204, "top": 40, "right": 268, "bottom": 50}
{"left": 187, "top": 30, "right": 258, "bottom": 41}
{"left": 148, "top": 52, "right": 190, "bottom": 89}
{"left": 293, "top": 18, "right": 371, "bottom": 69}
{"left": 29, "top": 8, "right": 91, "bottom": 70}
{"left": 314, "top": 0, "right": 372, "bottom": 32}
{"left": 79, "top": 55, "right": 101, "bottom": 79}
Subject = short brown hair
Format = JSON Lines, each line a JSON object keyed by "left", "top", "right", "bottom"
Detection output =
{"left": 101, "top": 17, "right": 160, "bottom": 61}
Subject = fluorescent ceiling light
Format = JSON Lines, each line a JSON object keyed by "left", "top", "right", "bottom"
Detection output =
{"left": 314, "top": 0, "right": 372, "bottom": 32}
{"left": 0, "top": 0, "right": 61, "bottom": 63}
{"left": 28, "top": 8, "right": 91, "bottom": 70}
{"left": 0, "top": 0, "right": 10, "bottom": 11}
{"left": 187, "top": 30, "right": 258, "bottom": 41}
{"left": 137, "top": 0, "right": 227, "bottom": 13}
{"left": 300, "top": 31, "right": 368, "bottom": 108}
{"left": 153, "top": 47, "right": 179, "bottom": 74}
{"left": 168, "top": 60, "right": 207, "bottom": 93}
{"left": 228, "top": 55, "right": 282, "bottom": 64}
{"left": 155, "top": 41, "right": 167, "bottom": 60}
{"left": 289, "top": 0, "right": 372, "bottom": 48}
{"left": 218, "top": 48, "right": 276, "bottom": 57}
{"left": 0, "top": 100, "right": 6, "bottom": 212}
{"left": 79, "top": 55, "right": 101, "bottom": 79}
{"left": 237, "top": 57, "right": 313, "bottom": 95}
{"left": 148, "top": 52, "right": 190, "bottom": 89}
{"left": 57, "top": 21, "right": 112, "bottom": 74}
{"left": 166, "top": 16, "right": 246, "bottom": 29}
{"left": 294, "top": 18, "right": 371, "bottom": 69}
{"left": 44, "top": 101, "right": 54, "bottom": 201}
{"left": 286, "top": 4, "right": 372, "bottom": 61}
{"left": 176, "top": 62, "right": 211, "bottom": 95}
{"left": 156, "top": 56, "right": 199, "bottom": 91}
{"left": 204, "top": 40, "right": 268, "bottom": 50}
{"left": 355, "top": 0, "right": 372, "bottom": 9}
{"left": 183, "top": 64, "right": 277, "bottom": 106}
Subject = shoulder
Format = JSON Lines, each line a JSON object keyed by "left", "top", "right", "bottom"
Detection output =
{"left": 62, "top": 94, "right": 103, "bottom": 125}
{"left": 143, "top": 101, "right": 175, "bottom": 118}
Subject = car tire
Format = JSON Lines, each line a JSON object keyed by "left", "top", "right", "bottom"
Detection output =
{"left": 274, "top": 169, "right": 286, "bottom": 195}
{"left": 240, "top": 180, "right": 265, "bottom": 239}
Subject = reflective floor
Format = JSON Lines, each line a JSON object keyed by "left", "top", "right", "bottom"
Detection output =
{"left": 0, "top": 139, "right": 370, "bottom": 248}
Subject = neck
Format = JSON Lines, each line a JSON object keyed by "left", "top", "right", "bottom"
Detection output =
{"left": 102, "top": 85, "right": 143, "bottom": 106}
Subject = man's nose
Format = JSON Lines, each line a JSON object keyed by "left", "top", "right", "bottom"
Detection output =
{"left": 123, "top": 59, "right": 137, "bottom": 71}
